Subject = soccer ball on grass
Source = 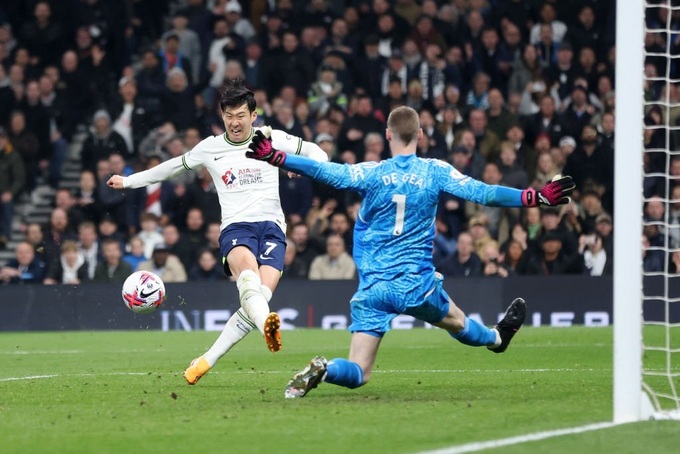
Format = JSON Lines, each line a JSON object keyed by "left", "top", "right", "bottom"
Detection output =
{"left": 122, "top": 271, "right": 166, "bottom": 314}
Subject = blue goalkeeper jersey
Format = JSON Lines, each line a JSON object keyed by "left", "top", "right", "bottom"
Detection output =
{"left": 282, "top": 154, "right": 523, "bottom": 290}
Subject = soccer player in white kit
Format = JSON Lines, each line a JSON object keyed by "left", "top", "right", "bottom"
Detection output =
{"left": 107, "top": 79, "right": 328, "bottom": 384}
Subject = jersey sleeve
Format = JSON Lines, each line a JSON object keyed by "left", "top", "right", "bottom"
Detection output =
{"left": 270, "top": 128, "right": 303, "bottom": 155}
{"left": 269, "top": 128, "right": 328, "bottom": 162}
{"left": 123, "top": 140, "right": 207, "bottom": 189}
{"left": 434, "top": 160, "right": 524, "bottom": 207}
{"left": 282, "top": 154, "right": 378, "bottom": 193}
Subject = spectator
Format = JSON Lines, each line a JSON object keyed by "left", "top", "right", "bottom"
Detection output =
{"left": 109, "top": 77, "right": 156, "bottom": 157}
{"left": 524, "top": 231, "right": 577, "bottom": 276}
{"left": 643, "top": 234, "right": 664, "bottom": 273}
{"left": 19, "top": 80, "right": 51, "bottom": 179}
{"left": 74, "top": 170, "right": 100, "bottom": 224}
{"left": 561, "top": 84, "right": 595, "bottom": 139}
{"left": 94, "top": 238, "right": 132, "bottom": 283}
{"left": 437, "top": 231, "right": 482, "bottom": 277}
{"left": 204, "top": 222, "right": 222, "bottom": 262}
{"left": 161, "top": 68, "right": 196, "bottom": 131}
{"left": 465, "top": 71, "right": 491, "bottom": 110}
{"left": 486, "top": 88, "right": 517, "bottom": 142}
{"left": 282, "top": 238, "right": 307, "bottom": 279}
{"left": 54, "top": 188, "right": 85, "bottom": 233}
{"left": 563, "top": 125, "right": 613, "bottom": 206}
{"left": 189, "top": 248, "right": 224, "bottom": 281}
{"left": 466, "top": 163, "right": 517, "bottom": 242}
{"left": 503, "top": 239, "right": 527, "bottom": 274}
{"left": 8, "top": 110, "right": 40, "bottom": 193}
{"left": 417, "top": 108, "right": 447, "bottom": 160}
{"left": 184, "top": 167, "right": 220, "bottom": 225}
{"left": 523, "top": 94, "right": 563, "bottom": 147}
{"left": 80, "top": 110, "right": 129, "bottom": 173}
{"left": 24, "top": 222, "right": 47, "bottom": 261}
{"left": 532, "top": 151, "right": 559, "bottom": 189}
{"left": 0, "top": 241, "right": 47, "bottom": 284}
{"left": 529, "top": 2, "right": 567, "bottom": 45}
{"left": 505, "top": 123, "right": 538, "bottom": 180}
{"left": 138, "top": 242, "right": 187, "bottom": 283}
{"left": 136, "top": 49, "right": 166, "bottom": 100}
{"left": 19, "top": 1, "right": 65, "bottom": 68}
{"left": 137, "top": 213, "right": 164, "bottom": 259}
{"left": 289, "top": 222, "right": 321, "bottom": 277}
{"left": 123, "top": 236, "right": 148, "bottom": 271}
{"left": 545, "top": 41, "right": 577, "bottom": 105}
{"left": 158, "top": 34, "right": 193, "bottom": 83}
{"left": 77, "top": 221, "right": 99, "bottom": 281}
{"left": 509, "top": 44, "right": 544, "bottom": 97}
{"left": 308, "top": 64, "right": 348, "bottom": 118}
{"left": 479, "top": 241, "right": 510, "bottom": 278}
{"left": 59, "top": 50, "right": 95, "bottom": 133}
{"left": 44, "top": 240, "right": 88, "bottom": 285}
{"left": 328, "top": 211, "right": 354, "bottom": 254}
{"left": 535, "top": 23, "right": 559, "bottom": 67}
{"left": 161, "top": 11, "right": 202, "bottom": 86}
{"left": 223, "top": 1, "right": 256, "bottom": 43}
{"left": 308, "top": 233, "right": 356, "bottom": 280}
{"left": 578, "top": 232, "right": 611, "bottom": 276}
{"left": 498, "top": 141, "right": 529, "bottom": 190}
{"left": 97, "top": 215, "right": 127, "bottom": 253}
{"left": 0, "top": 128, "right": 25, "bottom": 249}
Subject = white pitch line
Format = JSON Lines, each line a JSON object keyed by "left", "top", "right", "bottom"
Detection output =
{"left": 415, "top": 421, "right": 620, "bottom": 454}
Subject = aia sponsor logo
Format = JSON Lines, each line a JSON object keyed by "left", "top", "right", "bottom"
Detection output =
{"left": 222, "top": 168, "right": 237, "bottom": 187}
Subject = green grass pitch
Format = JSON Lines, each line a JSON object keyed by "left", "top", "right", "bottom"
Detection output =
{"left": 1, "top": 327, "right": 678, "bottom": 453}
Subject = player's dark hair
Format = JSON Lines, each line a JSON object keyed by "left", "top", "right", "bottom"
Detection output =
{"left": 219, "top": 79, "right": 256, "bottom": 113}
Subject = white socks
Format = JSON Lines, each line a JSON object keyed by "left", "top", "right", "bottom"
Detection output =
{"left": 202, "top": 280, "right": 273, "bottom": 367}
{"left": 236, "top": 270, "right": 270, "bottom": 335}
{"left": 203, "top": 308, "right": 254, "bottom": 366}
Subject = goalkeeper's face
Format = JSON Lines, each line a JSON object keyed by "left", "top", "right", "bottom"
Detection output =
{"left": 222, "top": 103, "right": 257, "bottom": 143}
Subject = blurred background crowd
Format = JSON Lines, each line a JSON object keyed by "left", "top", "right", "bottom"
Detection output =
{"left": 0, "top": 0, "right": 669, "bottom": 286}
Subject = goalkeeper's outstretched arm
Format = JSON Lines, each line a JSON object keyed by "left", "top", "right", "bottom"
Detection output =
{"left": 107, "top": 155, "right": 191, "bottom": 189}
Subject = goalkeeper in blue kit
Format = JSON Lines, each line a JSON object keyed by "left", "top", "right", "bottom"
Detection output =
{"left": 246, "top": 106, "right": 575, "bottom": 398}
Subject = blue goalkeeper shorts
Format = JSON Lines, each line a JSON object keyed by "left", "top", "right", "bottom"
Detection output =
{"left": 219, "top": 221, "right": 286, "bottom": 276}
{"left": 348, "top": 272, "right": 451, "bottom": 334}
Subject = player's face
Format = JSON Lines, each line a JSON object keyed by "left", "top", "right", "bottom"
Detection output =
{"left": 222, "top": 103, "right": 257, "bottom": 143}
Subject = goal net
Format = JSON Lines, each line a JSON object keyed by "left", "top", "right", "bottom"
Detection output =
{"left": 637, "top": 0, "right": 680, "bottom": 421}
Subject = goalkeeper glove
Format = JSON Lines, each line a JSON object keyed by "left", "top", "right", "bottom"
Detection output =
{"left": 246, "top": 130, "right": 287, "bottom": 166}
{"left": 521, "top": 174, "right": 575, "bottom": 207}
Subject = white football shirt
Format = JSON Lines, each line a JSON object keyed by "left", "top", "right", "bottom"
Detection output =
{"left": 124, "top": 126, "right": 313, "bottom": 233}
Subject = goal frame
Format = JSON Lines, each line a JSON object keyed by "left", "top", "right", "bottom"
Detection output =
{"left": 613, "top": 0, "right": 653, "bottom": 423}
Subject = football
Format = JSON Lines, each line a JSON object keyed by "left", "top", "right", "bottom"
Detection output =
{"left": 122, "top": 271, "right": 166, "bottom": 314}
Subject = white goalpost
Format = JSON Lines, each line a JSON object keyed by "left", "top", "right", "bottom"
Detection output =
{"left": 616, "top": 0, "right": 680, "bottom": 421}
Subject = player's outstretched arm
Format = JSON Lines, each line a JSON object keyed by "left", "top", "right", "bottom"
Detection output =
{"left": 106, "top": 155, "right": 191, "bottom": 190}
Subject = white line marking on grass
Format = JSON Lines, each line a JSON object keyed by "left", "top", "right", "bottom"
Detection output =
{"left": 416, "top": 422, "right": 619, "bottom": 454}
{"left": 0, "top": 374, "right": 59, "bottom": 381}
{"left": 0, "top": 350, "right": 83, "bottom": 355}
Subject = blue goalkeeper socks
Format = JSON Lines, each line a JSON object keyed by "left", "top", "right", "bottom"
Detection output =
{"left": 325, "top": 358, "right": 364, "bottom": 389}
{"left": 450, "top": 317, "right": 497, "bottom": 347}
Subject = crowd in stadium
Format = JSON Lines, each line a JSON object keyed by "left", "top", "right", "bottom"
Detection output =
{"left": 0, "top": 0, "right": 646, "bottom": 286}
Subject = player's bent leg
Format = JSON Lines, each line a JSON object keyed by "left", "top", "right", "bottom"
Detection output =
{"left": 434, "top": 300, "right": 498, "bottom": 347}
{"left": 227, "top": 247, "right": 271, "bottom": 337}
{"left": 487, "top": 297, "right": 526, "bottom": 353}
